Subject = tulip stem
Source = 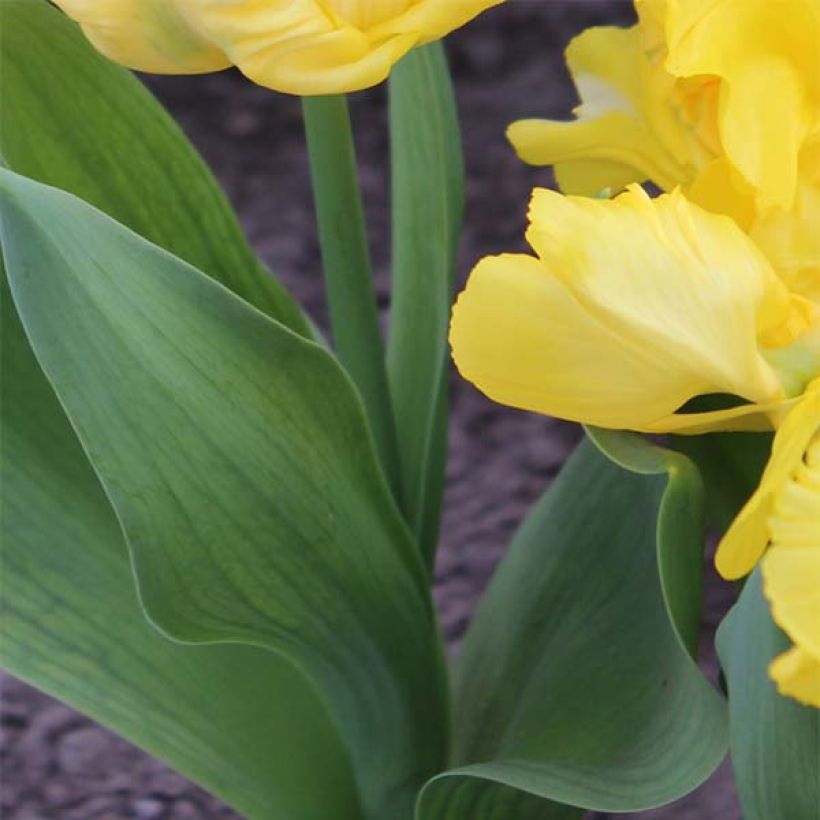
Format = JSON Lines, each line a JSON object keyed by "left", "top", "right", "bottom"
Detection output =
{"left": 302, "top": 94, "right": 402, "bottom": 503}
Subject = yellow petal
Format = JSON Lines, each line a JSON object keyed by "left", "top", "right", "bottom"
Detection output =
{"left": 174, "top": 0, "right": 499, "bottom": 95}
{"left": 507, "top": 25, "right": 690, "bottom": 194}
{"left": 54, "top": 0, "right": 229, "bottom": 73}
{"left": 318, "top": 0, "right": 503, "bottom": 38}
{"left": 367, "top": 0, "right": 505, "bottom": 43}
{"left": 553, "top": 157, "right": 640, "bottom": 202}
{"left": 688, "top": 145, "right": 820, "bottom": 307}
{"left": 324, "top": 0, "right": 417, "bottom": 29}
{"left": 716, "top": 379, "right": 820, "bottom": 579}
{"left": 172, "top": 1, "right": 386, "bottom": 94}
{"left": 751, "top": 138, "right": 820, "bottom": 304}
{"left": 56, "top": 0, "right": 499, "bottom": 92}
{"left": 526, "top": 187, "right": 791, "bottom": 399}
{"left": 450, "top": 185, "right": 793, "bottom": 431}
{"left": 764, "top": 549, "right": 820, "bottom": 658}
{"left": 507, "top": 114, "right": 673, "bottom": 196}
{"left": 635, "top": 0, "right": 667, "bottom": 23}
{"left": 760, "top": 427, "right": 820, "bottom": 656}
{"left": 665, "top": 0, "right": 820, "bottom": 210}
{"left": 451, "top": 252, "right": 710, "bottom": 429}
{"left": 687, "top": 156, "right": 758, "bottom": 233}
{"left": 769, "top": 645, "right": 820, "bottom": 708}
{"left": 753, "top": 178, "right": 820, "bottom": 304}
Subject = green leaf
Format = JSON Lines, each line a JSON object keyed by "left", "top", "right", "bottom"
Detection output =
{"left": 301, "top": 94, "right": 401, "bottom": 496}
{"left": 0, "top": 0, "right": 310, "bottom": 337}
{"left": 387, "top": 43, "right": 464, "bottom": 567}
{"left": 419, "top": 778, "right": 581, "bottom": 820}
{"left": 717, "top": 569, "right": 820, "bottom": 820}
{"left": 418, "top": 438, "right": 727, "bottom": 818}
{"left": 0, "top": 169, "right": 448, "bottom": 820}
{"left": 674, "top": 431, "right": 772, "bottom": 532}
{"left": 1, "top": 269, "right": 363, "bottom": 820}
{"left": 587, "top": 428, "right": 705, "bottom": 657}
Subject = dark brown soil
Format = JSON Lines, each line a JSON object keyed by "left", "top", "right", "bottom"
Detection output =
{"left": 2, "top": 2, "right": 741, "bottom": 817}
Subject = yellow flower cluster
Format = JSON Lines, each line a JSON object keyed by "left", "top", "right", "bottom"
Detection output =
{"left": 451, "top": 0, "right": 820, "bottom": 705}
{"left": 53, "top": 0, "right": 502, "bottom": 95}
{"left": 507, "top": 0, "right": 820, "bottom": 303}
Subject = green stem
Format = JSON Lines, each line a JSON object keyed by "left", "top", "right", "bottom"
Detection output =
{"left": 302, "top": 95, "right": 401, "bottom": 502}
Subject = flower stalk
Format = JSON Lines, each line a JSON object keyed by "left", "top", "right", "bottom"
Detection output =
{"left": 302, "top": 93, "right": 402, "bottom": 502}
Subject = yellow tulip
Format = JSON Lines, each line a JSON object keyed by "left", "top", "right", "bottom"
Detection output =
{"left": 506, "top": 15, "right": 717, "bottom": 197}
{"left": 716, "top": 380, "right": 820, "bottom": 708}
{"left": 52, "top": 1, "right": 231, "bottom": 74}
{"left": 664, "top": 0, "right": 820, "bottom": 212}
{"left": 691, "top": 141, "right": 820, "bottom": 305}
{"left": 506, "top": 0, "right": 820, "bottom": 292}
{"left": 53, "top": 0, "right": 502, "bottom": 94}
{"left": 449, "top": 185, "right": 817, "bottom": 434}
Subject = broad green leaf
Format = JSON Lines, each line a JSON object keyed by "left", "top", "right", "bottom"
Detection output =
{"left": 419, "top": 778, "right": 581, "bottom": 820}
{"left": 418, "top": 438, "right": 727, "bottom": 818}
{"left": 717, "top": 569, "right": 820, "bottom": 820}
{"left": 1, "top": 269, "right": 363, "bottom": 820}
{"left": 587, "top": 428, "right": 704, "bottom": 657}
{"left": 0, "top": 0, "right": 309, "bottom": 337}
{"left": 387, "top": 43, "right": 464, "bottom": 567}
{"left": 0, "top": 170, "right": 448, "bottom": 820}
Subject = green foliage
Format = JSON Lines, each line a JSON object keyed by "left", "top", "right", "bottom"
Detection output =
{"left": 674, "top": 431, "right": 772, "bottom": 532}
{"left": 0, "top": 0, "right": 309, "bottom": 337}
{"left": 302, "top": 94, "right": 401, "bottom": 491}
{"left": 388, "top": 43, "right": 464, "bottom": 567}
{"left": 1, "top": 266, "right": 363, "bottom": 820}
{"left": 0, "top": 169, "right": 447, "bottom": 820}
{"left": 418, "top": 438, "right": 727, "bottom": 818}
{"left": 717, "top": 570, "right": 820, "bottom": 820}
{"left": 587, "top": 428, "right": 705, "bottom": 656}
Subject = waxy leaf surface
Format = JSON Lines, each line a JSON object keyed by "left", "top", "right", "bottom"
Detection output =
{"left": 675, "top": 431, "right": 772, "bottom": 532}
{"left": 418, "top": 438, "right": 727, "bottom": 818}
{"left": 301, "top": 94, "right": 401, "bottom": 494}
{"left": 717, "top": 569, "right": 820, "bottom": 820}
{"left": 0, "top": 0, "right": 309, "bottom": 337}
{"left": 388, "top": 43, "right": 464, "bottom": 566}
{"left": 1, "top": 267, "right": 362, "bottom": 820}
{"left": 0, "top": 170, "right": 447, "bottom": 820}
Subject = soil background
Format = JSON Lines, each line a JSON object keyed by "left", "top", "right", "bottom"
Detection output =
{"left": 2, "top": 2, "right": 742, "bottom": 817}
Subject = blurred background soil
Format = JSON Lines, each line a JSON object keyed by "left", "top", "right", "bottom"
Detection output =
{"left": 2, "top": 2, "right": 741, "bottom": 817}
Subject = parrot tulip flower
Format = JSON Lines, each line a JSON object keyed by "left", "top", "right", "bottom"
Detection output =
{"left": 53, "top": 0, "right": 502, "bottom": 94}
{"left": 506, "top": 0, "right": 820, "bottom": 303}
{"left": 449, "top": 185, "right": 817, "bottom": 434}
{"left": 663, "top": 0, "right": 820, "bottom": 213}
{"left": 690, "top": 141, "right": 820, "bottom": 305}
{"left": 508, "top": 0, "right": 820, "bottom": 210}
{"left": 506, "top": 18, "right": 718, "bottom": 198}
